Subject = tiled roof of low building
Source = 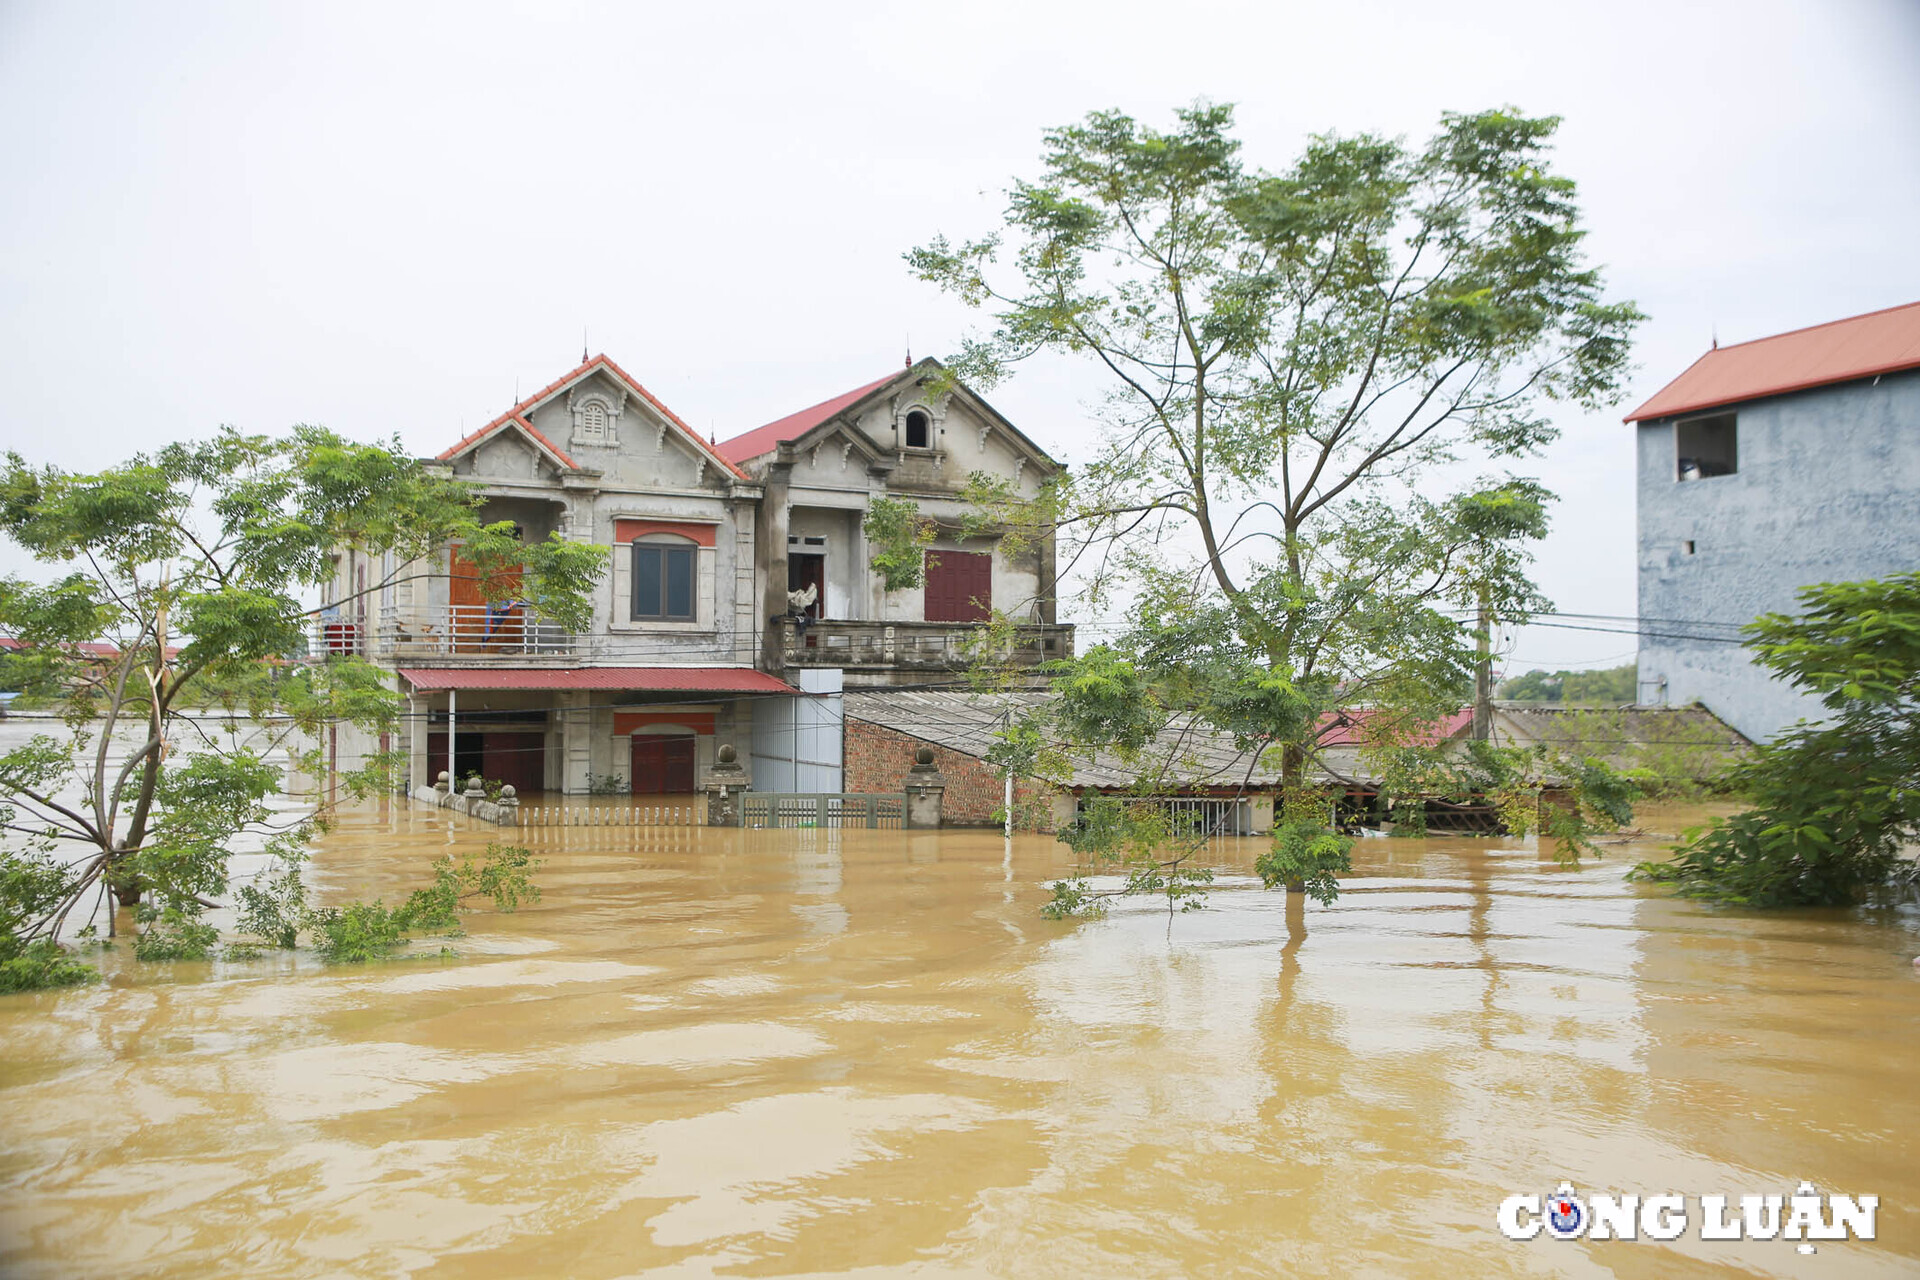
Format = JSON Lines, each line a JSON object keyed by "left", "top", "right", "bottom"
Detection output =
{"left": 1624, "top": 299, "right": 1920, "bottom": 422}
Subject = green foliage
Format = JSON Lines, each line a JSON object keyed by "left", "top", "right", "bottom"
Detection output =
{"left": 0, "top": 848, "right": 97, "bottom": 989}
{"left": 1256, "top": 795, "right": 1354, "bottom": 905}
{"left": 248, "top": 843, "right": 542, "bottom": 964}
{"left": 0, "top": 425, "right": 599, "bottom": 951}
{"left": 309, "top": 900, "right": 412, "bottom": 964}
{"left": 1370, "top": 734, "right": 1638, "bottom": 861}
{"left": 1636, "top": 574, "right": 1920, "bottom": 906}
{"left": 234, "top": 858, "right": 308, "bottom": 949}
{"left": 1498, "top": 664, "right": 1636, "bottom": 703}
{"left": 1044, "top": 794, "right": 1216, "bottom": 919}
{"left": 863, "top": 497, "right": 936, "bottom": 591}
{"left": 0, "top": 939, "right": 100, "bottom": 992}
{"left": 131, "top": 906, "right": 219, "bottom": 961}
{"left": 909, "top": 103, "right": 1638, "bottom": 898}
{"left": 585, "top": 771, "right": 627, "bottom": 796}
{"left": 463, "top": 522, "right": 608, "bottom": 634}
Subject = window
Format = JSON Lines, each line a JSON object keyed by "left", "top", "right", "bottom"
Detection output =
{"left": 631, "top": 539, "right": 696, "bottom": 621}
{"left": 572, "top": 395, "right": 619, "bottom": 445}
{"left": 1676, "top": 413, "right": 1736, "bottom": 480}
{"left": 905, "top": 409, "right": 931, "bottom": 449}
{"left": 924, "top": 549, "right": 991, "bottom": 622}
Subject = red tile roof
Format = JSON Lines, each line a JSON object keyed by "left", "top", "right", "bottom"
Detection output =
{"left": 0, "top": 637, "right": 182, "bottom": 661}
{"left": 1317, "top": 707, "right": 1473, "bottom": 747}
{"left": 716, "top": 368, "right": 904, "bottom": 464}
{"left": 435, "top": 354, "right": 748, "bottom": 480}
{"left": 397, "top": 666, "right": 796, "bottom": 693}
{"left": 1624, "top": 299, "right": 1920, "bottom": 422}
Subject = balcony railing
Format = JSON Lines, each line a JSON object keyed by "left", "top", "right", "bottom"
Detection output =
{"left": 310, "top": 605, "right": 575, "bottom": 661}
{"left": 782, "top": 619, "right": 1074, "bottom": 671}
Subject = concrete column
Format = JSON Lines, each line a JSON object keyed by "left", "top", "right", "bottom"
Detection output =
{"left": 562, "top": 690, "right": 594, "bottom": 794}
{"left": 758, "top": 456, "right": 793, "bottom": 672}
{"left": 1037, "top": 530, "right": 1058, "bottom": 626}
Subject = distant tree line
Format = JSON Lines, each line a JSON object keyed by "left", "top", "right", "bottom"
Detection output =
{"left": 1496, "top": 663, "right": 1635, "bottom": 704}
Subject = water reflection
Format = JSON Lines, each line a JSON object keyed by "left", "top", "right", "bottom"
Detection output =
{"left": 0, "top": 800, "right": 1915, "bottom": 1277}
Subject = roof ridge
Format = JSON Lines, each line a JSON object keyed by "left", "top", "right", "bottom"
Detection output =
{"left": 435, "top": 354, "right": 748, "bottom": 480}
{"left": 1708, "top": 298, "right": 1920, "bottom": 353}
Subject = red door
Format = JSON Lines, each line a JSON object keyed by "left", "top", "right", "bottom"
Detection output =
{"left": 482, "top": 732, "right": 545, "bottom": 794}
{"left": 450, "top": 550, "right": 524, "bottom": 652}
{"left": 631, "top": 735, "right": 696, "bottom": 794}
{"left": 924, "top": 550, "right": 991, "bottom": 622}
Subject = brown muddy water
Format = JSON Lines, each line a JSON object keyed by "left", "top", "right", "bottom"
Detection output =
{"left": 2, "top": 797, "right": 1917, "bottom": 1278}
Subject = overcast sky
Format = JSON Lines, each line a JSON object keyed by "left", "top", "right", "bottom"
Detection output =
{"left": 2, "top": 0, "right": 1916, "bottom": 674}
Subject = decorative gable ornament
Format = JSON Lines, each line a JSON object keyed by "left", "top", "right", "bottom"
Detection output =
{"left": 568, "top": 388, "right": 626, "bottom": 447}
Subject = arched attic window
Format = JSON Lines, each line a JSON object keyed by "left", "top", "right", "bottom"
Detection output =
{"left": 571, "top": 393, "right": 621, "bottom": 446}
{"left": 905, "top": 409, "right": 931, "bottom": 449}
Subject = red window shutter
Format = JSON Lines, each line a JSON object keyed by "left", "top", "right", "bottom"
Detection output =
{"left": 925, "top": 551, "right": 991, "bottom": 622}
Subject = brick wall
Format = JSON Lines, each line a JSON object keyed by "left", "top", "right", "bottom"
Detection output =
{"left": 845, "top": 717, "right": 1056, "bottom": 830}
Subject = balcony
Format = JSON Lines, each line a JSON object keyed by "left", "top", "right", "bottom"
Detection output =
{"left": 781, "top": 618, "right": 1074, "bottom": 673}
{"left": 310, "top": 605, "right": 575, "bottom": 662}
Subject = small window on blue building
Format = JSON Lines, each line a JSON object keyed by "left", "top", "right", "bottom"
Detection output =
{"left": 1676, "top": 413, "right": 1736, "bottom": 480}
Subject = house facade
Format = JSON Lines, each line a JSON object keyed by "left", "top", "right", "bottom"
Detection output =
{"left": 715, "top": 357, "right": 1073, "bottom": 688}
{"left": 320, "top": 355, "right": 792, "bottom": 797}
{"left": 320, "top": 353, "right": 1074, "bottom": 796}
{"left": 1626, "top": 300, "right": 1920, "bottom": 741}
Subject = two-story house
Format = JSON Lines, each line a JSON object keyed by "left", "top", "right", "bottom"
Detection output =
{"left": 1627, "top": 300, "right": 1920, "bottom": 740}
{"left": 321, "top": 353, "right": 1075, "bottom": 796}
{"left": 321, "top": 354, "right": 793, "bottom": 797}
{"left": 715, "top": 357, "right": 1072, "bottom": 688}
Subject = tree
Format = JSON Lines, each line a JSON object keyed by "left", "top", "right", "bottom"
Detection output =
{"left": 1634, "top": 574, "right": 1920, "bottom": 906}
{"left": 0, "top": 427, "right": 604, "bottom": 984}
{"left": 1496, "top": 663, "right": 1636, "bottom": 703}
{"left": 911, "top": 104, "right": 1640, "bottom": 902}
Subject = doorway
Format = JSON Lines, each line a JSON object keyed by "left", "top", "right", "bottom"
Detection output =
{"left": 787, "top": 552, "right": 825, "bottom": 619}
{"left": 631, "top": 734, "right": 697, "bottom": 794}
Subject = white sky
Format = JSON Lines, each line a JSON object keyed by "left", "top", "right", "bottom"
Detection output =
{"left": 2, "top": 0, "right": 1916, "bottom": 675}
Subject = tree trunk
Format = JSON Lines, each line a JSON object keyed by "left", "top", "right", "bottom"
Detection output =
{"left": 1472, "top": 591, "right": 1492, "bottom": 743}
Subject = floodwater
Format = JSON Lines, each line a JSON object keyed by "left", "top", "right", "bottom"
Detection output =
{"left": 2, "top": 796, "right": 1917, "bottom": 1278}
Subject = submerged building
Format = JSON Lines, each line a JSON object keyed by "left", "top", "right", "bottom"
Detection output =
{"left": 316, "top": 353, "right": 1070, "bottom": 796}
{"left": 1626, "top": 300, "right": 1920, "bottom": 741}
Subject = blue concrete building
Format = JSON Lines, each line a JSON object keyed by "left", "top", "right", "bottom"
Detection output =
{"left": 1627, "top": 300, "right": 1920, "bottom": 741}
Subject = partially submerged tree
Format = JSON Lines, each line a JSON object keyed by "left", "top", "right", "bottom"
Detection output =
{"left": 0, "top": 427, "right": 603, "bottom": 984}
{"left": 1634, "top": 574, "right": 1920, "bottom": 906}
{"left": 912, "top": 104, "right": 1641, "bottom": 905}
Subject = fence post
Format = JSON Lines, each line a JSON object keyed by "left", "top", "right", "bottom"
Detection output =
{"left": 905, "top": 747, "right": 947, "bottom": 829}
{"left": 703, "top": 743, "right": 747, "bottom": 827}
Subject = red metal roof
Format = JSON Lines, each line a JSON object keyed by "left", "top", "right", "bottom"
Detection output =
{"left": 1624, "top": 299, "right": 1920, "bottom": 422}
{"left": 1316, "top": 707, "right": 1473, "bottom": 747}
{"left": 0, "top": 637, "right": 182, "bottom": 661}
{"left": 435, "top": 354, "right": 748, "bottom": 480}
{"left": 716, "top": 368, "right": 903, "bottom": 464}
{"left": 397, "top": 666, "right": 796, "bottom": 693}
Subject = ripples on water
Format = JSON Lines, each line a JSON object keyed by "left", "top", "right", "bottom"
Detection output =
{"left": 1, "top": 798, "right": 1915, "bottom": 1277}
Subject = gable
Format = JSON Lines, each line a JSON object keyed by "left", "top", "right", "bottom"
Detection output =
{"left": 436, "top": 354, "right": 747, "bottom": 482}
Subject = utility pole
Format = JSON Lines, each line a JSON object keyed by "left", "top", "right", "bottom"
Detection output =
{"left": 1472, "top": 589, "right": 1493, "bottom": 742}
{"left": 1002, "top": 709, "right": 1014, "bottom": 840}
